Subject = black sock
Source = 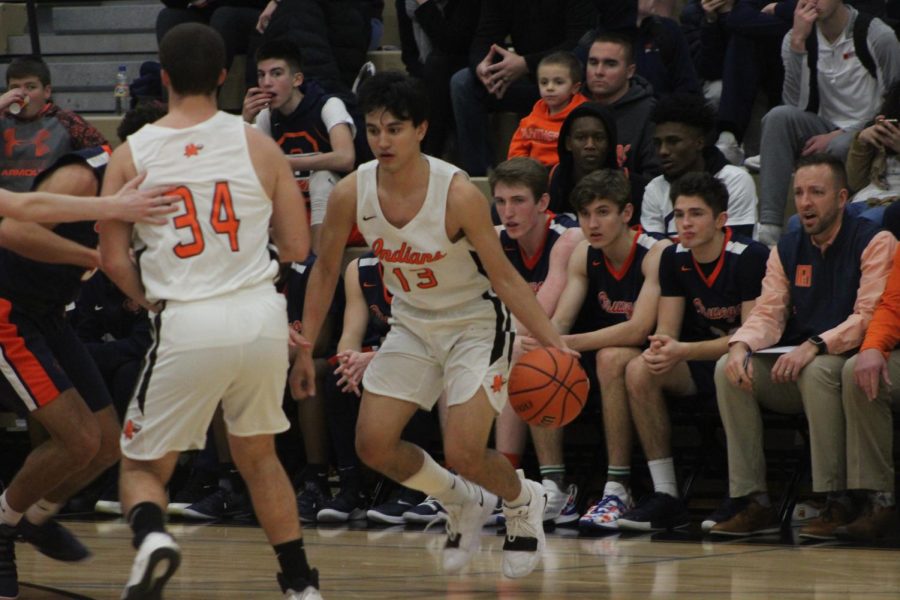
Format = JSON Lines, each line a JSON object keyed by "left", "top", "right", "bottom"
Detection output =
{"left": 274, "top": 538, "right": 311, "bottom": 584}
{"left": 127, "top": 502, "right": 166, "bottom": 549}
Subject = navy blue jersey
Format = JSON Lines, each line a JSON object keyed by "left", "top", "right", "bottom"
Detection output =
{"left": 659, "top": 229, "right": 769, "bottom": 342}
{"left": 282, "top": 253, "right": 344, "bottom": 357}
{"left": 574, "top": 230, "right": 658, "bottom": 333}
{"left": 499, "top": 213, "right": 577, "bottom": 293}
{"left": 357, "top": 253, "right": 392, "bottom": 348}
{"left": 0, "top": 147, "right": 109, "bottom": 314}
{"left": 284, "top": 254, "right": 317, "bottom": 331}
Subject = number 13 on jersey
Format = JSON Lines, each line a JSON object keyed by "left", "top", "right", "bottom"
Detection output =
{"left": 171, "top": 182, "right": 241, "bottom": 258}
{"left": 392, "top": 266, "right": 438, "bottom": 292}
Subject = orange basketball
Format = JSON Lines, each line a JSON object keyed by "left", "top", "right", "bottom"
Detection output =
{"left": 508, "top": 347, "right": 589, "bottom": 428}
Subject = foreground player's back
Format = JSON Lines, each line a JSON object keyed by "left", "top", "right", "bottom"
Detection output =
{"left": 129, "top": 111, "right": 278, "bottom": 303}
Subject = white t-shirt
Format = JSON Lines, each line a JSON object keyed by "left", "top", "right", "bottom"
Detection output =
{"left": 640, "top": 165, "right": 758, "bottom": 239}
{"left": 253, "top": 97, "right": 356, "bottom": 139}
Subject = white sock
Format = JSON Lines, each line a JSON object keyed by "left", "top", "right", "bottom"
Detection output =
{"left": 0, "top": 492, "right": 23, "bottom": 527}
{"left": 25, "top": 499, "right": 63, "bottom": 525}
{"left": 401, "top": 451, "right": 479, "bottom": 505}
{"left": 504, "top": 479, "right": 532, "bottom": 509}
{"left": 648, "top": 458, "right": 678, "bottom": 498}
{"left": 603, "top": 481, "right": 630, "bottom": 504}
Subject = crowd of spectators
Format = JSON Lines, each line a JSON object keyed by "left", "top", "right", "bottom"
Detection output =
{"left": 4, "top": 0, "right": 900, "bottom": 540}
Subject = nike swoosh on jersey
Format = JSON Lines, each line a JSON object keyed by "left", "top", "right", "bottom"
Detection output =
{"left": 362, "top": 215, "right": 377, "bottom": 221}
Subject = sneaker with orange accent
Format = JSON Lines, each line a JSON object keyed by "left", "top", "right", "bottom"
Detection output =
{"left": 798, "top": 500, "right": 854, "bottom": 540}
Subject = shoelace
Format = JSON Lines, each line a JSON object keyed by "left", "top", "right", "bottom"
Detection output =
{"left": 419, "top": 497, "right": 447, "bottom": 532}
{"left": 505, "top": 504, "right": 538, "bottom": 542}
{"left": 587, "top": 496, "right": 623, "bottom": 515}
{"left": 442, "top": 503, "right": 462, "bottom": 540}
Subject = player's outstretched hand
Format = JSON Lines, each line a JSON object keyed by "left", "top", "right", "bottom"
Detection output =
{"left": 112, "top": 173, "right": 180, "bottom": 224}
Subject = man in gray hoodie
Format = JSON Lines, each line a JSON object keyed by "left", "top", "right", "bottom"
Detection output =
{"left": 583, "top": 31, "right": 661, "bottom": 193}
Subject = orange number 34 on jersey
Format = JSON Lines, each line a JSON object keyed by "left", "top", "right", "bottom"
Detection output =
{"left": 171, "top": 182, "right": 241, "bottom": 258}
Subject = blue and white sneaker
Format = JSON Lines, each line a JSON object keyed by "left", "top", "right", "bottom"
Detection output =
{"left": 487, "top": 495, "right": 505, "bottom": 527}
{"left": 403, "top": 496, "right": 447, "bottom": 525}
{"left": 541, "top": 480, "right": 567, "bottom": 522}
{"left": 553, "top": 483, "right": 579, "bottom": 525}
{"left": 579, "top": 494, "right": 632, "bottom": 532}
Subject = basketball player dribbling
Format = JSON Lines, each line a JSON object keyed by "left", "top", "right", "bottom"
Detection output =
{"left": 291, "top": 72, "right": 574, "bottom": 579}
{"left": 99, "top": 24, "right": 321, "bottom": 599}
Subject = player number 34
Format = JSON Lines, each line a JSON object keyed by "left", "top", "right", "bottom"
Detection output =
{"left": 171, "top": 182, "right": 240, "bottom": 258}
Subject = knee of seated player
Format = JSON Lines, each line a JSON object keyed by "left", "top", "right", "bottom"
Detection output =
{"left": 624, "top": 354, "right": 657, "bottom": 400}
{"left": 595, "top": 347, "right": 634, "bottom": 383}
{"left": 36, "top": 163, "right": 99, "bottom": 197}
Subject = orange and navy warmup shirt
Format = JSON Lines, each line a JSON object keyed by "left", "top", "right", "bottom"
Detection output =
{"left": 573, "top": 230, "right": 657, "bottom": 333}
{"left": 499, "top": 213, "right": 577, "bottom": 293}
{"left": 658, "top": 229, "right": 769, "bottom": 342}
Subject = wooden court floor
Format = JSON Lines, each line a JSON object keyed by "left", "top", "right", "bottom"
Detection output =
{"left": 14, "top": 519, "right": 900, "bottom": 599}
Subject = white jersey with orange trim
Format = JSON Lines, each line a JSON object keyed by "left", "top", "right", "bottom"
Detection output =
{"left": 356, "top": 155, "right": 492, "bottom": 312}
{"left": 129, "top": 111, "right": 278, "bottom": 303}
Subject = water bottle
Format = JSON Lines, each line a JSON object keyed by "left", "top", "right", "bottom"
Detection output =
{"left": 114, "top": 65, "right": 129, "bottom": 115}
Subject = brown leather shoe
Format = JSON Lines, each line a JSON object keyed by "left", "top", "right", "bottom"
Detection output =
{"left": 798, "top": 500, "right": 854, "bottom": 540}
{"left": 710, "top": 501, "right": 780, "bottom": 537}
{"left": 835, "top": 505, "right": 900, "bottom": 541}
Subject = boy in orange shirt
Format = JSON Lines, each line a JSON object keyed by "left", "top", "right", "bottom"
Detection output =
{"left": 507, "top": 52, "right": 586, "bottom": 167}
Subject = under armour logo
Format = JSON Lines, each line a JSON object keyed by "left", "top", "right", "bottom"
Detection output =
{"left": 4, "top": 128, "right": 51, "bottom": 158}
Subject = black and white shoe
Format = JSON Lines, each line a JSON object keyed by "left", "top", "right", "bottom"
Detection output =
{"left": 616, "top": 492, "right": 689, "bottom": 532}
{"left": 502, "top": 477, "right": 547, "bottom": 578}
{"left": 121, "top": 532, "right": 180, "bottom": 600}
{"left": 278, "top": 570, "right": 323, "bottom": 599}
{"left": 16, "top": 517, "right": 91, "bottom": 562}
{"left": 181, "top": 487, "right": 250, "bottom": 521}
{"left": 443, "top": 488, "right": 497, "bottom": 573}
{"left": 403, "top": 496, "right": 448, "bottom": 525}
{"left": 367, "top": 488, "right": 424, "bottom": 525}
{"left": 317, "top": 489, "right": 367, "bottom": 523}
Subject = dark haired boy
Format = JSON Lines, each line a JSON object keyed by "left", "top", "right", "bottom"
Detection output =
{"left": 292, "top": 71, "right": 573, "bottom": 579}
{"left": 242, "top": 38, "right": 356, "bottom": 251}
{"left": 641, "top": 92, "right": 757, "bottom": 241}
{"left": 0, "top": 55, "right": 107, "bottom": 191}
{"left": 615, "top": 172, "right": 768, "bottom": 532}
{"left": 525, "top": 168, "right": 669, "bottom": 532}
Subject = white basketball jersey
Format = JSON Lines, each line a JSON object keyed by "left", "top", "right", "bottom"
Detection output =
{"left": 129, "top": 112, "right": 278, "bottom": 303}
{"left": 356, "top": 155, "right": 492, "bottom": 312}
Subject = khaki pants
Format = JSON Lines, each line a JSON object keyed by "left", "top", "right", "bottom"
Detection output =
{"left": 714, "top": 353, "right": 848, "bottom": 498}
{"left": 843, "top": 351, "right": 900, "bottom": 493}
